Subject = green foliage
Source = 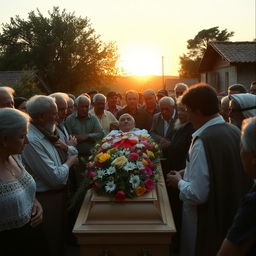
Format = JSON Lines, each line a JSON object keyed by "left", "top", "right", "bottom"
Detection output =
{"left": 179, "top": 26, "right": 234, "bottom": 78}
{"left": 13, "top": 72, "right": 42, "bottom": 98}
{"left": 0, "top": 7, "right": 119, "bottom": 93}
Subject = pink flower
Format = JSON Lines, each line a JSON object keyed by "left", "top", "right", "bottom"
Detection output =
{"left": 115, "top": 191, "right": 126, "bottom": 201}
{"left": 149, "top": 162, "right": 155, "bottom": 170}
{"left": 144, "top": 165, "right": 153, "bottom": 176}
{"left": 142, "top": 142, "right": 152, "bottom": 150}
{"left": 144, "top": 178, "right": 155, "bottom": 191}
{"left": 92, "top": 182, "right": 99, "bottom": 191}
{"left": 95, "top": 161, "right": 101, "bottom": 167}
{"left": 87, "top": 171, "right": 96, "bottom": 179}
{"left": 129, "top": 152, "right": 139, "bottom": 161}
{"left": 87, "top": 161, "right": 94, "bottom": 170}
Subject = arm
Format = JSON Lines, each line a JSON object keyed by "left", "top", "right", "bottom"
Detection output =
{"left": 150, "top": 116, "right": 162, "bottom": 143}
{"left": 178, "top": 139, "right": 209, "bottom": 205}
{"left": 87, "top": 116, "right": 104, "bottom": 141}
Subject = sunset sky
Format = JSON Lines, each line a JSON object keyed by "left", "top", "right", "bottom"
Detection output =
{"left": 0, "top": 0, "right": 255, "bottom": 76}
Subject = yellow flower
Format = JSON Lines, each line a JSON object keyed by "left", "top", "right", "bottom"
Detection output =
{"left": 146, "top": 150, "right": 155, "bottom": 159}
{"left": 140, "top": 135, "right": 149, "bottom": 139}
{"left": 142, "top": 158, "right": 148, "bottom": 165}
{"left": 135, "top": 186, "right": 147, "bottom": 196}
{"left": 95, "top": 152, "right": 103, "bottom": 161}
{"left": 111, "top": 156, "right": 127, "bottom": 168}
{"left": 98, "top": 153, "right": 111, "bottom": 163}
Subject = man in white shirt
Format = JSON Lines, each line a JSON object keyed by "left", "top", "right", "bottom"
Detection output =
{"left": 166, "top": 84, "right": 252, "bottom": 256}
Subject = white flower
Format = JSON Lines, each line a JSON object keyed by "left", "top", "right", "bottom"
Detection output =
{"left": 106, "top": 166, "right": 116, "bottom": 175}
{"left": 129, "top": 175, "right": 140, "bottom": 188}
{"left": 136, "top": 161, "right": 144, "bottom": 170}
{"left": 105, "top": 181, "right": 116, "bottom": 192}
{"left": 123, "top": 162, "right": 137, "bottom": 171}
{"left": 102, "top": 142, "right": 111, "bottom": 149}
{"left": 136, "top": 143, "right": 145, "bottom": 149}
{"left": 143, "top": 153, "right": 148, "bottom": 158}
{"left": 104, "top": 136, "right": 112, "bottom": 141}
{"left": 97, "top": 169, "right": 105, "bottom": 179}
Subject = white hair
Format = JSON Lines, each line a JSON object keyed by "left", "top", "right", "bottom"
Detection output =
{"left": 241, "top": 117, "right": 256, "bottom": 152}
{"left": 0, "top": 86, "right": 15, "bottom": 96}
{"left": 50, "top": 92, "right": 69, "bottom": 102}
{"left": 26, "top": 95, "right": 56, "bottom": 119}
{"left": 143, "top": 89, "right": 156, "bottom": 97}
{"left": 159, "top": 96, "right": 175, "bottom": 107}
{"left": 0, "top": 108, "right": 30, "bottom": 139}
{"left": 174, "top": 83, "right": 188, "bottom": 90}
{"left": 75, "top": 95, "right": 91, "bottom": 106}
{"left": 93, "top": 93, "right": 106, "bottom": 103}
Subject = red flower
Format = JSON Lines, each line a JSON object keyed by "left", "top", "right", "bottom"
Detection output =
{"left": 92, "top": 182, "right": 99, "bottom": 191}
{"left": 115, "top": 191, "right": 126, "bottom": 201}
{"left": 129, "top": 152, "right": 139, "bottom": 161}
{"left": 87, "top": 161, "right": 94, "bottom": 170}
{"left": 95, "top": 161, "right": 101, "bottom": 167}
{"left": 113, "top": 139, "right": 137, "bottom": 149}
{"left": 87, "top": 171, "right": 96, "bottom": 179}
{"left": 144, "top": 178, "right": 155, "bottom": 191}
{"left": 144, "top": 165, "right": 153, "bottom": 176}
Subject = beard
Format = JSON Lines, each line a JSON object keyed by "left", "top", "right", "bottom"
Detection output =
{"left": 44, "top": 123, "right": 56, "bottom": 133}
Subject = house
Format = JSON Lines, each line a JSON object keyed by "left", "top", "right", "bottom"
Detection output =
{"left": 0, "top": 70, "right": 50, "bottom": 93}
{"left": 199, "top": 41, "right": 256, "bottom": 93}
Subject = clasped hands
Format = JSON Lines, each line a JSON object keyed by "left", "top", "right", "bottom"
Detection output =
{"left": 166, "top": 170, "right": 184, "bottom": 188}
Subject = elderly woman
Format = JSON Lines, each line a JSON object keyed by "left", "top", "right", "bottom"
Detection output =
{"left": 218, "top": 117, "right": 256, "bottom": 255}
{"left": 108, "top": 113, "right": 149, "bottom": 136}
{"left": 229, "top": 93, "right": 256, "bottom": 129}
{"left": 0, "top": 108, "right": 47, "bottom": 256}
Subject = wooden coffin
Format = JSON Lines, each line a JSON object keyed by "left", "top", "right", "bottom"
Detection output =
{"left": 73, "top": 171, "right": 176, "bottom": 256}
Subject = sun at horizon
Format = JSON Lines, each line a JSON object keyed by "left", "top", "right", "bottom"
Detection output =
{"left": 118, "top": 45, "right": 163, "bottom": 76}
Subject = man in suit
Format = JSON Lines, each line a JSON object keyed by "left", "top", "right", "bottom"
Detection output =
{"left": 150, "top": 96, "right": 177, "bottom": 172}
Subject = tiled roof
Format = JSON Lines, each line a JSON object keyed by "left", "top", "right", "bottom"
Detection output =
{"left": 210, "top": 41, "right": 256, "bottom": 63}
{"left": 0, "top": 71, "right": 35, "bottom": 86}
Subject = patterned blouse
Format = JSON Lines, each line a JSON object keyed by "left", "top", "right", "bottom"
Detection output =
{"left": 0, "top": 155, "right": 36, "bottom": 231}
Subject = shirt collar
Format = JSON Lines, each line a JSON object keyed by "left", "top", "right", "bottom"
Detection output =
{"left": 75, "top": 111, "right": 92, "bottom": 119}
{"left": 192, "top": 115, "right": 225, "bottom": 138}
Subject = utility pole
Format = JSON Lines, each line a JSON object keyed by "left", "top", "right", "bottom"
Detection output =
{"left": 162, "top": 56, "right": 165, "bottom": 89}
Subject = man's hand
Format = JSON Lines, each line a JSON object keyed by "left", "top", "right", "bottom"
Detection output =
{"left": 54, "top": 140, "right": 68, "bottom": 152}
{"left": 66, "top": 135, "right": 77, "bottom": 147}
{"left": 160, "top": 138, "right": 171, "bottom": 148}
{"left": 166, "top": 171, "right": 182, "bottom": 188}
{"left": 74, "top": 134, "right": 89, "bottom": 143}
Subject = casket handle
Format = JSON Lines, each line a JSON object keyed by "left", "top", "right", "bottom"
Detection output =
{"left": 139, "top": 248, "right": 152, "bottom": 256}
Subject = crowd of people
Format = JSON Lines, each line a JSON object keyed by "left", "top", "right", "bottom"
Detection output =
{"left": 0, "top": 80, "right": 256, "bottom": 256}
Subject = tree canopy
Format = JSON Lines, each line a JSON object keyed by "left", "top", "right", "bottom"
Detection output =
{"left": 0, "top": 7, "right": 119, "bottom": 93}
{"left": 179, "top": 26, "right": 234, "bottom": 78}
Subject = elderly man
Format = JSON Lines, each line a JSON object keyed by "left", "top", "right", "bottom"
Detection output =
{"left": 250, "top": 81, "right": 256, "bottom": 95}
{"left": 116, "top": 90, "right": 151, "bottom": 131}
{"left": 150, "top": 96, "right": 177, "bottom": 172}
{"left": 65, "top": 95, "right": 104, "bottom": 157}
{"left": 22, "top": 95, "right": 78, "bottom": 256}
{"left": 106, "top": 91, "right": 122, "bottom": 117}
{"left": 174, "top": 83, "right": 188, "bottom": 100}
{"left": 166, "top": 84, "right": 252, "bottom": 256}
{"left": 89, "top": 93, "right": 119, "bottom": 135}
{"left": 0, "top": 86, "right": 14, "bottom": 108}
{"left": 228, "top": 84, "right": 247, "bottom": 95}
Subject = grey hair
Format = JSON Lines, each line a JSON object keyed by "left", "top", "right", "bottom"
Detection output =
{"left": 119, "top": 113, "right": 135, "bottom": 123}
{"left": 159, "top": 96, "right": 175, "bottom": 107}
{"left": 26, "top": 95, "right": 56, "bottom": 119}
{"left": 93, "top": 93, "right": 106, "bottom": 103}
{"left": 50, "top": 92, "right": 69, "bottom": 102}
{"left": 0, "top": 86, "right": 15, "bottom": 96}
{"left": 174, "top": 83, "right": 188, "bottom": 90}
{"left": 0, "top": 108, "right": 30, "bottom": 139}
{"left": 241, "top": 117, "right": 256, "bottom": 152}
{"left": 75, "top": 95, "right": 91, "bottom": 106}
{"left": 143, "top": 89, "right": 156, "bottom": 97}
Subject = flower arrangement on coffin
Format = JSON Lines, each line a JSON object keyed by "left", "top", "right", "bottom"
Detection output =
{"left": 86, "top": 132, "right": 161, "bottom": 201}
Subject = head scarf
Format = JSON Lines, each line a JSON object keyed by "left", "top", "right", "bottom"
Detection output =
{"left": 230, "top": 93, "right": 256, "bottom": 118}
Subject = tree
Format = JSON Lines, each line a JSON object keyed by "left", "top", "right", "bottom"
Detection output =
{"left": 0, "top": 7, "right": 119, "bottom": 93}
{"left": 179, "top": 26, "right": 234, "bottom": 78}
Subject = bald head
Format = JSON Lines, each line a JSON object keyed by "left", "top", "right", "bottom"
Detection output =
{"left": 0, "top": 87, "right": 14, "bottom": 108}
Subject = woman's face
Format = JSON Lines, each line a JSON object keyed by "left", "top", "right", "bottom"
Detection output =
{"left": 5, "top": 125, "right": 29, "bottom": 155}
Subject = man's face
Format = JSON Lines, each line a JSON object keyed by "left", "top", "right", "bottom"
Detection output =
{"left": 43, "top": 103, "right": 58, "bottom": 132}
{"left": 77, "top": 98, "right": 89, "bottom": 119}
{"left": 56, "top": 98, "right": 67, "bottom": 124}
{"left": 119, "top": 114, "right": 135, "bottom": 132}
{"left": 67, "top": 99, "right": 74, "bottom": 116}
{"left": 107, "top": 95, "right": 118, "bottom": 106}
{"left": 126, "top": 92, "right": 138, "bottom": 109}
{"left": 94, "top": 98, "right": 106, "bottom": 112}
{"left": 160, "top": 101, "right": 174, "bottom": 121}
{"left": 0, "top": 92, "right": 14, "bottom": 108}
{"left": 175, "top": 87, "right": 186, "bottom": 99}
{"left": 229, "top": 99, "right": 244, "bottom": 128}
{"left": 144, "top": 94, "right": 156, "bottom": 108}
